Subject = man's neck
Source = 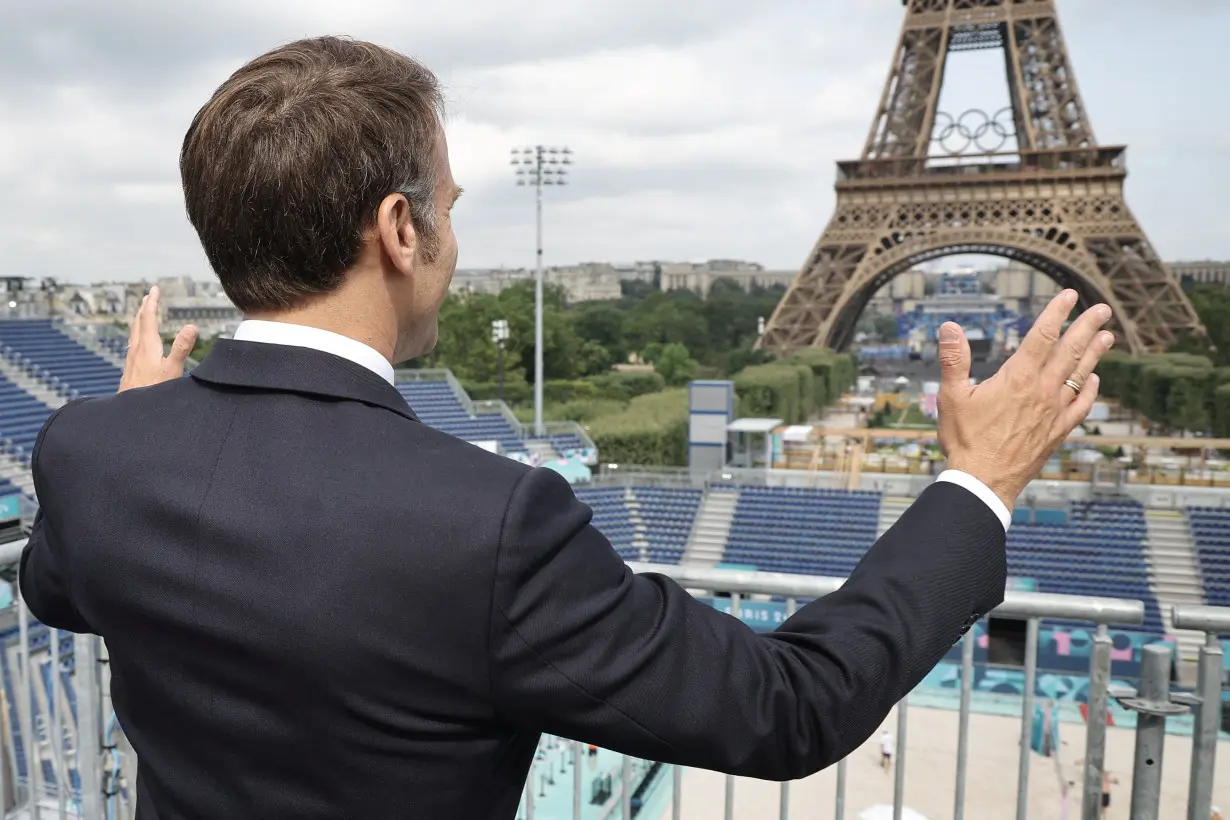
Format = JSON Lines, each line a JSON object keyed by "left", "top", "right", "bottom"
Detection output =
{"left": 243, "top": 308, "right": 396, "bottom": 362}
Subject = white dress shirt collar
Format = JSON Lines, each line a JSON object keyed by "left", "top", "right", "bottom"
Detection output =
{"left": 231, "top": 320, "right": 396, "bottom": 386}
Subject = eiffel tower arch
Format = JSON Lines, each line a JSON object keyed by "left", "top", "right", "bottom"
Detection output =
{"left": 759, "top": 0, "right": 1205, "bottom": 356}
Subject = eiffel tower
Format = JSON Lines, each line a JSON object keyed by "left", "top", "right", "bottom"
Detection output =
{"left": 759, "top": 0, "right": 1205, "bottom": 356}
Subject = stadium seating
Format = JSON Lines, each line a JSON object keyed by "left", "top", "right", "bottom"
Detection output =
{"left": 0, "top": 320, "right": 121, "bottom": 398}
{"left": 572, "top": 486, "right": 700, "bottom": 564}
{"left": 1005, "top": 499, "right": 1163, "bottom": 632}
{"left": 636, "top": 487, "right": 702, "bottom": 564}
{"left": 0, "top": 371, "right": 54, "bottom": 463}
{"left": 720, "top": 485, "right": 882, "bottom": 577}
{"left": 708, "top": 488, "right": 1164, "bottom": 633}
{"left": 395, "top": 378, "right": 528, "bottom": 455}
{"left": 575, "top": 487, "right": 637, "bottom": 560}
{"left": 1189, "top": 507, "right": 1230, "bottom": 606}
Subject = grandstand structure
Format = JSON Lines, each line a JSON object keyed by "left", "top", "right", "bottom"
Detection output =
{"left": 0, "top": 315, "right": 1226, "bottom": 817}
{"left": 394, "top": 369, "right": 596, "bottom": 467}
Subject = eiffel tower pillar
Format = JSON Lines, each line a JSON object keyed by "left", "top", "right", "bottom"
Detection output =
{"left": 760, "top": 0, "right": 1205, "bottom": 356}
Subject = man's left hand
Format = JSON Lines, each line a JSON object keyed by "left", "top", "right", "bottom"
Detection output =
{"left": 118, "top": 286, "right": 198, "bottom": 393}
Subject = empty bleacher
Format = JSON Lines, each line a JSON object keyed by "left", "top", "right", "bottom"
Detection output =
{"left": 575, "top": 487, "right": 637, "bottom": 560}
{"left": 546, "top": 432, "right": 585, "bottom": 456}
{"left": 0, "top": 320, "right": 121, "bottom": 398}
{"left": 395, "top": 378, "right": 528, "bottom": 455}
{"left": 694, "top": 487, "right": 1166, "bottom": 634}
{"left": 720, "top": 485, "right": 882, "bottom": 577}
{"left": 0, "top": 371, "right": 54, "bottom": 464}
{"left": 571, "top": 486, "right": 700, "bottom": 564}
{"left": 636, "top": 487, "right": 702, "bottom": 564}
{"left": 1189, "top": 507, "right": 1230, "bottom": 606}
{"left": 1007, "top": 499, "right": 1163, "bottom": 632}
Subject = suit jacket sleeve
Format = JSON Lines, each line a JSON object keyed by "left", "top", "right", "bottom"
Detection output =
{"left": 20, "top": 402, "right": 94, "bottom": 634}
{"left": 487, "top": 467, "right": 1006, "bottom": 781}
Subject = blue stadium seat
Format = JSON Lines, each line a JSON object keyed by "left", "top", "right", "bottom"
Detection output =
{"left": 0, "top": 320, "right": 122, "bottom": 398}
{"left": 1189, "top": 506, "right": 1230, "bottom": 607}
{"left": 636, "top": 487, "right": 701, "bottom": 564}
{"left": 1007, "top": 500, "right": 1163, "bottom": 633}
{"left": 721, "top": 486, "right": 882, "bottom": 578}
{"left": 0, "top": 371, "right": 55, "bottom": 463}
{"left": 395, "top": 379, "right": 529, "bottom": 455}
{"left": 575, "top": 487, "right": 637, "bottom": 561}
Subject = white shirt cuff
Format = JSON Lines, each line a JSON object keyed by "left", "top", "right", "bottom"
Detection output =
{"left": 934, "top": 470, "right": 1012, "bottom": 532}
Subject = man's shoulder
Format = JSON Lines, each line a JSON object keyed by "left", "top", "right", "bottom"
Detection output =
{"left": 41, "top": 377, "right": 538, "bottom": 497}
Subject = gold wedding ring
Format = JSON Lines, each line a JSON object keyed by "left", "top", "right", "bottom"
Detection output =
{"left": 1063, "top": 378, "right": 1082, "bottom": 396}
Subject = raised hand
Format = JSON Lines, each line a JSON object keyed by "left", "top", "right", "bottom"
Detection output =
{"left": 936, "top": 289, "right": 1114, "bottom": 510}
{"left": 118, "top": 286, "right": 198, "bottom": 393}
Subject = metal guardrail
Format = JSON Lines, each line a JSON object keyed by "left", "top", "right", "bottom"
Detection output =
{"left": 514, "top": 564, "right": 1218, "bottom": 820}
{"left": 2, "top": 553, "right": 1223, "bottom": 819}
{"left": 0, "top": 537, "right": 25, "bottom": 566}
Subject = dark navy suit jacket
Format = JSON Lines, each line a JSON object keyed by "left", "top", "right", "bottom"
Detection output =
{"left": 21, "top": 340, "right": 1006, "bottom": 818}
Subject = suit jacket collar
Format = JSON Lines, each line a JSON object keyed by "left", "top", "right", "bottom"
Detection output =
{"left": 190, "top": 339, "right": 419, "bottom": 422}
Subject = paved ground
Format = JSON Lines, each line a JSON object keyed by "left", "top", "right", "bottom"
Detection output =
{"left": 665, "top": 703, "right": 1230, "bottom": 820}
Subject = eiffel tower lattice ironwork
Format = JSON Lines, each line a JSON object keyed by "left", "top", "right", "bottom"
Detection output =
{"left": 759, "top": 0, "right": 1205, "bottom": 356}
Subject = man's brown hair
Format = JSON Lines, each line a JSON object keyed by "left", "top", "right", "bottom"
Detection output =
{"left": 180, "top": 36, "right": 444, "bottom": 313}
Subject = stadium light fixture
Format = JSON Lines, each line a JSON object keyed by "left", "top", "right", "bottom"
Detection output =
{"left": 509, "top": 145, "right": 573, "bottom": 437}
{"left": 491, "top": 319, "right": 510, "bottom": 404}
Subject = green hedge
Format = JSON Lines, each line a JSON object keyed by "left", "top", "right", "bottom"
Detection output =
{"left": 732, "top": 349, "right": 856, "bottom": 424}
{"left": 784, "top": 349, "right": 857, "bottom": 407}
{"left": 514, "top": 398, "right": 628, "bottom": 425}
{"left": 463, "top": 379, "right": 532, "bottom": 405}
{"left": 1097, "top": 351, "right": 1222, "bottom": 434}
{"left": 543, "top": 380, "right": 599, "bottom": 404}
{"left": 584, "top": 389, "right": 689, "bottom": 466}
{"left": 1215, "top": 383, "right": 1230, "bottom": 438}
{"left": 467, "top": 372, "right": 669, "bottom": 407}
{"left": 585, "top": 371, "right": 666, "bottom": 402}
{"left": 733, "top": 363, "right": 814, "bottom": 424}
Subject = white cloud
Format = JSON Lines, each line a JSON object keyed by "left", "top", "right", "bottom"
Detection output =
{"left": 0, "top": 0, "right": 1227, "bottom": 284}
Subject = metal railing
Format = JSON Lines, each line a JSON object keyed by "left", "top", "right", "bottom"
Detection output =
{"left": 516, "top": 564, "right": 1223, "bottom": 820}
{"left": 4, "top": 547, "right": 1224, "bottom": 820}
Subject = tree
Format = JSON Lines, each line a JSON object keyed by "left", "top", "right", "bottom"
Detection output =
{"left": 654, "top": 343, "right": 699, "bottom": 386}
{"left": 572, "top": 302, "right": 628, "bottom": 365}
{"left": 1173, "top": 284, "right": 1230, "bottom": 366}
{"left": 873, "top": 315, "right": 899, "bottom": 340}
{"left": 575, "top": 340, "right": 613, "bottom": 377}
{"left": 1214, "top": 384, "right": 1230, "bottom": 438}
{"left": 1166, "top": 370, "right": 1210, "bottom": 435}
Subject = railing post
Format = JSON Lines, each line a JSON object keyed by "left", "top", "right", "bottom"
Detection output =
{"left": 1186, "top": 633, "right": 1222, "bottom": 820}
{"left": 572, "top": 740, "right": 582, "bottom": 820}
{"left": 621, "top": 755, "right": 632, "bottom": 820}
{"left": 49, "top": 628, "right": 66, "bottom": 819}
{"left": 74, "top": 634, "right": 104, "bottom": 820}
{"left": 525, "top": 761, "right": 535, "bottom": 819}
{"left": 779, "top": 597, "right": 798, "bottom": 820}
{"left": 953, "top": 626, "right": 975, "bottom": 820}
{"left": 724, "top": 593, "right": 740, "bottom": 820}
{"left": 892, "top": 696, "right": 908, "bottom": 820}
{"left": 672, "top": 762, "right": 682, "bottom": 820}
{"left": 1016, "top": 617, "right": 1040, "bottom": 820}
{"left": 1081, "top": 624, "right": 1112, "bottom": 820}
{"left": 16, "top": 581, "right": 36, "bottom": 812}
{"left": 1123, "top": 644, "right": 1186, "bottom": 819}
{"left": 834, "top": 758, "right": 847, "bottom": 820}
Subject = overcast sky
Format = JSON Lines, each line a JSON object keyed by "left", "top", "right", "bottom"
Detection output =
{"left": 1, "top": 0, "right": 1225, "bottom": 285}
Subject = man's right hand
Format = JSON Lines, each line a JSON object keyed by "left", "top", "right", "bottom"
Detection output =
{"left": 936, "top": 289, "right": 1114, "bottom": 511}
{"left": 118, "top": 286, "right": 198, "bottom": 393}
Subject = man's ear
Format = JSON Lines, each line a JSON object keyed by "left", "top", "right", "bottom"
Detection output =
{"left": 376, "top": 193, "right": 417, "bottom": 276}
